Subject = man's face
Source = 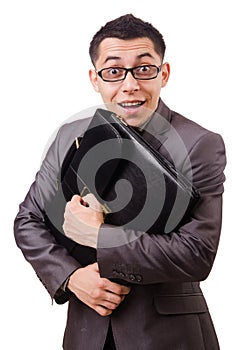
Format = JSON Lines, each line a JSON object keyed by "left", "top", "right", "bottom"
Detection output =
{"left": 89, "top": 37, "right": 170, "bottom": 127}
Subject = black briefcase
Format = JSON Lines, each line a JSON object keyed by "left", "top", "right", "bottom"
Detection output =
{"left": 45, "top": 108, "right": 200, "bottom": 266}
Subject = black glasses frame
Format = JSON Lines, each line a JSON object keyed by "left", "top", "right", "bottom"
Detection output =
{"left": 97, "top": 64, "right": 162, "bottom": 82}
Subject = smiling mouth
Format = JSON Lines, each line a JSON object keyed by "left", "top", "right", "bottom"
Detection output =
{"left": 118, "top": 101, "right": 145, "bottom": 108}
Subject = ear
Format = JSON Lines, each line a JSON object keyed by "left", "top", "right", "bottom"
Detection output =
{"left": 161, "top": 62, "right": 170, "bottom": 88}
{"left": 89, "top": 69, "right": 100, "bottom": 92}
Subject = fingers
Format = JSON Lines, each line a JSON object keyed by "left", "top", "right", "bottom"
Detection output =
{"left": 82, "top": 193, "right": 103, "bottom": 212}
{"left": 86, "top": 286, "right": 127, "bottom": 316}
{"left": 106, "top": 281, "right": 131, "bottom": 296}
{"left": 66, "top": 194, "right": 103, "bottom": 217}
{"left": 95, "top": 305, "right": 113, "bottom": 317}
{"left": 68, "top": 193, "right": 103, "bottom": 212}
{"left": 69, "top": 195, "right": 82, "bottom": 212}
{"left": 68, "top": 263, "right": 131, "bottom": 317}
{"left": 93, "top": 263, "right": 131, "bottom": 296}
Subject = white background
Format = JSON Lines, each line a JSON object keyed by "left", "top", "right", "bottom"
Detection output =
{"left": 1, "top": 0, "right": 231, "bottom": 349}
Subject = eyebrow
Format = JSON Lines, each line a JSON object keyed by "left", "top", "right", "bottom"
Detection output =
{"left": 103, "top": 52, "right": 155, "bottom": 65}
{"left": 103, "top": 56, "right": 121, "bottom": 65}
{"left": 137, "top": 52, "right": 155, "bottom": 59}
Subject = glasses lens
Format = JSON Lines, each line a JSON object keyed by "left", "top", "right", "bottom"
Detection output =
{"left": 133, "top": 65, "right": 158, "bottom": 79}
{"left": 101, "top": 67, "right": 126, "bottom": 81}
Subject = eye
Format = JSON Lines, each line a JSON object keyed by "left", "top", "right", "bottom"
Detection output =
{"left": 101, "top": 67, "right": 125, "bottom": 81}
{"left": 133, "top": 65, "right": 158, "bottom": 79}
{"left": 108, "top": 68, "right": 122, "bottom": 75}
{"left": 138, "top": 65, "right": 151, "bottom": 73}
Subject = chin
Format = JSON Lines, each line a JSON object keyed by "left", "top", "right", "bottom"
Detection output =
{"left": 106, "top": 103, "right": 152, "bottom": 126}
{"left": 121, "top": 109, "right": 152, "bottom": 127}
{"left": 123, "top": 115, "right": 143, "bottom": 127}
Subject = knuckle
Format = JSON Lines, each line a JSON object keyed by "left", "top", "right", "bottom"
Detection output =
{"left": 114, "top": 286, "right": 123, "bottom": 295}
{"left": 90, "top": 289, "right": 102, "bottom": 300}
{"left": 72, "top": 194, "right": 80, "bottom": 201}
{"left": 111, "top": 294, "right": 121, "bottom": 305}
{"left": 98, "top": 279, "right": 107, "bottom": 289}
{"left": 109, "top": 303, "right": 117, "bottom": 310}
{"left": 96, "top": 306, "right": 112, "bottom": 317}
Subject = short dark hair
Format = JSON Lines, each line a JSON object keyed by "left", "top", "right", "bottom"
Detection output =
{"left": 89, "top": 14, "right": 166, "bottom": 66}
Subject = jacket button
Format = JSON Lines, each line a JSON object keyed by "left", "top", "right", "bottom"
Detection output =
{"left": 129, "top": 274, "right": 136, "bottom": 281}
{"left": 135, "top": 274, "right": 142, "bottom": 282}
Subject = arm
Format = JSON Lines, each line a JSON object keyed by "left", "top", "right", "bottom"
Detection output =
{"left": 14, "top": 121, "right": 130, "bottom": 311}
{"left": 97, "top": 132, "right": 226, "bottom": 284}
{"left": 14, "top": 125, "right": 81, "bottom": 303}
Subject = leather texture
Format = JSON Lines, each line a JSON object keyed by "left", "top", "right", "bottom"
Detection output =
{"left": 63, "top": 108, "right": 199, "bottom": 234}
{"left": 45, "top": 107, "right": 200, "bottom": 267}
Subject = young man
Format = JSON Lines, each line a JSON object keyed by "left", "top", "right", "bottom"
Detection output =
{"left": 14, "top": 14, "right": 226, "bottom": 350}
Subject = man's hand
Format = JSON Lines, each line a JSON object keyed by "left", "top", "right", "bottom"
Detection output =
{"left": 68, "top": 263, "right": 131, "bottom": 316}
{"left": 63, "top": 194, "right": 104, "bottom": 248}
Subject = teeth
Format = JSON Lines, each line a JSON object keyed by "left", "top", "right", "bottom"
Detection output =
{"left": 121, "top": 101, "right": 143, "bottom": 107}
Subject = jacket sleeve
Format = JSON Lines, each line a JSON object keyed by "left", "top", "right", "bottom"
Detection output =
{"left": 97, "top": 132, "right": 226, "bottom": 285}
{"left": 14, "top": 124, "right": 82, "bottom": 303}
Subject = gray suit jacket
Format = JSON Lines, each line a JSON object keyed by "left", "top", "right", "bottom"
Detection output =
{"left": 14, "top": 99, "right": 226, "bottom": 350}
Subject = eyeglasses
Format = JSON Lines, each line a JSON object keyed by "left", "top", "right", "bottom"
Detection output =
{"left": 97, "top": 64, "right": 162, "bottom": 82}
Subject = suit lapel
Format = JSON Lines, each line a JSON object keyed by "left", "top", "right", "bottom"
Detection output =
{"left": 141, "top": 99, "right": 172, "bottom": 151}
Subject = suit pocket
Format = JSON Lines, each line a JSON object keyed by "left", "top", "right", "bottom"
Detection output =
{"left": 154, "top": 294, "right": 208, "bottom": 315}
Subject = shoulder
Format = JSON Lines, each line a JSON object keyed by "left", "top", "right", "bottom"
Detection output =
{"left": 58, "top": 116, "right": 92, "bottom": 145}
{"left": 168, "top": 108, "right": 226, "bottom": 192}
{"left": 170, "top": 109, "right": 223, "bottom": 149}
{"left": 156, "top": 99, "right": 225, "bottom": 155}
{"left": 55, "top": 116, "right": 92, "bottom": 165}
{"left": 168, "top": 107, "right": 226, "bottom": 164}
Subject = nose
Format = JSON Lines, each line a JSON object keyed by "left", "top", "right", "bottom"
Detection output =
{"left": 121, "top": 71, "right": 140, "bottom": 93}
